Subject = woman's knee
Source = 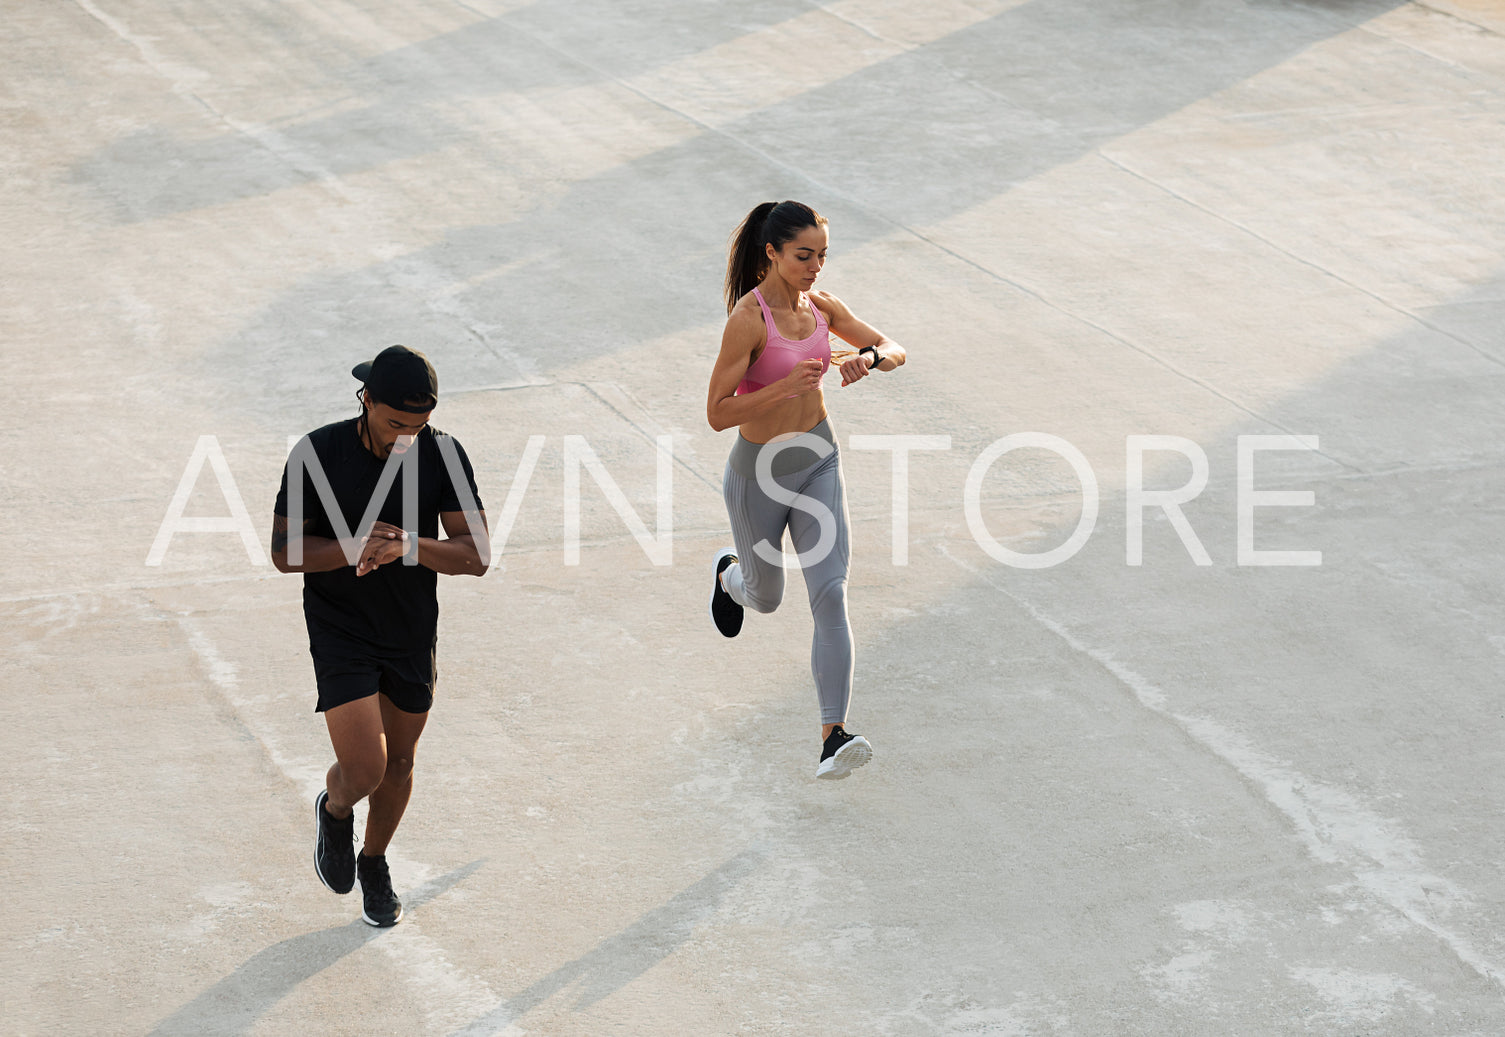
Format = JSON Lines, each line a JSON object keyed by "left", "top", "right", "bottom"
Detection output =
{"left": 743, "top": 587, "right": 782, "bottom": 614}
{"left": 734, "top": 560, "right": 784, "bottom": 613}
{"left": 808, "top": 575, "right": 849, "bottom": 626}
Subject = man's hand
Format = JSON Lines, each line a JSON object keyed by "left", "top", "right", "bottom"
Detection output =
{"left": 365, "top": 520, "right": 406, "bottom": 542}
{"left": 357, "top": 524, "right": 409, "bottom": 575}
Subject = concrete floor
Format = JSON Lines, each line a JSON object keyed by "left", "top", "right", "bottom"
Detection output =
{"left": 5, "top": 0, "right": 1505, "bottom": 1033}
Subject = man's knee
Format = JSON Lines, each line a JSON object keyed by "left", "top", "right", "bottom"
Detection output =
{"left": 383, "top": 754, "right": 415, "bottom": 788}
{"left": 340, "top": 755, "right": 387, "bottom": 798}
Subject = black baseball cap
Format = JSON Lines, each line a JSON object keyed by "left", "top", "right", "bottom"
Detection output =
{"left": 352, "top": 345, "right": 438, "bottom": 413}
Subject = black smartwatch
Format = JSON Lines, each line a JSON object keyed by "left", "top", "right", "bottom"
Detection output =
{"left": 859, "top": 345, "right": 885, "bottom": 370}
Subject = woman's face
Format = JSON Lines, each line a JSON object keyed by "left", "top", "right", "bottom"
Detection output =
{"left": 766, "top": 224, "right": 828, "bottom": 291}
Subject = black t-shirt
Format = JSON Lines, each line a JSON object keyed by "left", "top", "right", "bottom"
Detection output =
{"left": 273, "top": 417, "right": 484, "bottom": 653}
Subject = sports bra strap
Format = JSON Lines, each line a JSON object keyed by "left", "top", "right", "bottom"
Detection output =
{"left": 750, "top": 287, "right": 776, "bottom": 338}
{"left": 754, "top": 287, "right": 826, "bottom": 339}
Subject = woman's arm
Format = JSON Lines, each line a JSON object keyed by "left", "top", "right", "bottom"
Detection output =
{"left": 812, "top": 291, "right": 907, "bottom": 386}
{"left": 706, "top": 305, "right": 824, "bottom": 431}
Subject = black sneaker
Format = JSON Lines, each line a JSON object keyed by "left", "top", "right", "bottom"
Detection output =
{"left": 357, "top": 852, "right": 403, "bottom": 927}
{"left": 314, "top": 790, "right": 355, "bottom": 894}
{"left": 710, "top": 548, "right": 744, "bottom": 638}
{"left": 815, "top": 726, "right": 872, "bottom": 780}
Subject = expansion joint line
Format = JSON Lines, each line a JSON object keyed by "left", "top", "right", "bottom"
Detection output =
{"left": 576, "top": 382, "right": 723, "bottom": 494}
{"left": 1099, "top": 150, "right": 1505, "bottom": 376}
{"left": 1412, "top": 0, "right": 1505, "bottom": 40}
{"left": 72, "top": 0, "right": 356, "bottom": 204}
{"left": 453, "top": 4, "right": 1360, "bottom": 472}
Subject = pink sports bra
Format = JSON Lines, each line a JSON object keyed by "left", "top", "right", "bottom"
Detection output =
{"left": 737, "top": 287, "right": 831, "bottom": 396}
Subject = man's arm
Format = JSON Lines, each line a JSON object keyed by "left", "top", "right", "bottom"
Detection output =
{"left": 414, "top": 509, "right": 490, "bottom": 576}
{"left": 271, "top": 513, "right": 363, "bottom": 574}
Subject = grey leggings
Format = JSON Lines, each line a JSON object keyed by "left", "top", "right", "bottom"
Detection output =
{"left": 722, "top": 420, "right": 853, "bottom": 726}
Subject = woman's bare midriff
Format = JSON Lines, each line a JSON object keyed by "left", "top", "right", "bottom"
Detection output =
{"left": 738, "top": 390, "right": 829, "bottom": 445}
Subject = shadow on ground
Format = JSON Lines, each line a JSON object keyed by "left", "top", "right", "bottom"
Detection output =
{"left": 146, "top": 859, "right": 485, "bottom": 1037}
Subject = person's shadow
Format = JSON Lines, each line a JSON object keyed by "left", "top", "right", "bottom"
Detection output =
{"left": 147, "top": 849, "right": 765, "bottom": 1035}
{"left": 448, "top": 848, "right": 766, "bottom": 1035}
{"left": 147, "top": 860, "right": 485, "bottom": 1037}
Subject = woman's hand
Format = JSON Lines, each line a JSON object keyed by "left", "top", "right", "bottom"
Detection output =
{"left": 838, "top": 352, "right": 873, "bottom": 387}
{"left": 779, "top": 357, "right": 826, "bottom": 396}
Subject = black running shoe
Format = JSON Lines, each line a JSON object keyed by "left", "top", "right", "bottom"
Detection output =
{"left": 314, "top": 790, "right": 355, "bottom": 894}
{"left": 816, "top": 726, "right": 872, "bottom": 780}
{"left": 710, "top": 548, "right": 744, "bottom": 638}
{"left": 357, "top": 852, "right": 403, "bottom": 928}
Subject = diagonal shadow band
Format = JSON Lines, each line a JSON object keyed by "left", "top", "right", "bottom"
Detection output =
{"left": 74, "top": 0, "right": 1403, "bottom": 229}
{"left": 147, "top": 858, "right": 486, "bottom": 1037}
{"left": 449, "top": 846, "right": 768, "bottom": 1036}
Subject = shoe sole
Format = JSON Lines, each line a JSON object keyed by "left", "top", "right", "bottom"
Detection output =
{"left": 815, "top": 736, "right": 872, "bottom": 780}
{"left": 362, "top": 905, "right": 403, "bottom": 928}
{"left": 709, "top": 548, "right": 743, "bottom": 637}
{"left": 314, "top": 790, "right": 354, "bottom": 895}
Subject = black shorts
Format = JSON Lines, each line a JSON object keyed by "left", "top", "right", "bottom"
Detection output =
{"left": 309, "top": 637, "right": 436, "bottom": 714}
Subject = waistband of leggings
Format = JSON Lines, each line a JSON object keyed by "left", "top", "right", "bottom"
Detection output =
{"left": 728, "top": 419, "right": 836, "bottom": 480}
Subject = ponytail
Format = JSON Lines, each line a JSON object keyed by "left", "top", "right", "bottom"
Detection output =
{"left": 724, "top": 200, "right": 826, "bottom": 314}
{"left": 724, "top": 202, "right": 776, "bottom": 314}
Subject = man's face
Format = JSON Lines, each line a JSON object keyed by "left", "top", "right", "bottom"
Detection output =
{"left": 363, "top": 395, "right": 432, "bottom": 458}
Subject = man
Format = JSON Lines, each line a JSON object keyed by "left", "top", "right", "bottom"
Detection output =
{"left": 272, "top": 345, "right": 488, "bottom": 927}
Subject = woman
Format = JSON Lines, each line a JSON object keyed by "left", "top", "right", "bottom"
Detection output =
{"left": 706, "top": 200, "right": 907, "bottom": 780}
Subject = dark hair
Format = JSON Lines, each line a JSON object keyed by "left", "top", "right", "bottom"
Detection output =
{"left": 357, "top": 386, "right": 433, "bottom": 410}
{"left": 724, "top": 200, "right": 827, "bottom": 314}
{"left": 355, "top": 387, "right": 433, "bottom": 445}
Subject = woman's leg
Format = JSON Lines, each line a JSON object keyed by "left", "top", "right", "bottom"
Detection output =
{"left": 721, "top": 460, "right": 789, "bottom": 615}
{"left": 786, "top": 452, "right": 853, "bottom": 729}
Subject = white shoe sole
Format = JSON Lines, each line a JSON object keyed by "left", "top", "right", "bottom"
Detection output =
{"left": 815, "top": 735, "right": 872, "bottom": 780}
{"left": 362, "top": 905, "right": 403, "bottom": 927}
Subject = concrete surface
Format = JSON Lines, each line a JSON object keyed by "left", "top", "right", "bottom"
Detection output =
{"left": 5, "top": 0, "right": 1505, "bottom": 1033}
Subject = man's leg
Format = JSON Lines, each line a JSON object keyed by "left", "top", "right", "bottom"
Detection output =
{"left": 323, "top": 695, "right": 389, "bottom": 817}
{"left": 314, "top": 692, "right": 384, "bottom": 895}
{"left": 352, "top": 688, "right": 428, "bottom": 928}
{"left": 363, "top": 694, "right": 428, "bottom": 855}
